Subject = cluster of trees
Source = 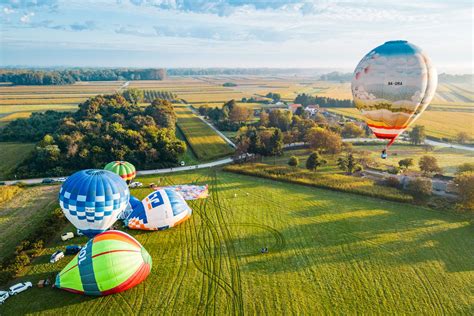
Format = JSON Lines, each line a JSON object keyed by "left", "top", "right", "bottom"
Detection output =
{"left": 0, "top": 111, "right": 69, "bottom": 142}
{"left": 6, "top": 93, "right": 185, "bottom": 177}
{"left": 241, "top": 96, "right": 272, "bottom": 104}
{"left": 223, "top": 82, "right": 237, "bottom": 87}
{"left": 144, "top": 90, "right": 177, "bottom": 102}
{"left": 408, "top": 125, "right": 426, "bottom": 145}
{"left": 294, "top": 94, "right": 353, "bottom": 107}
{"left": 166, "top": 68, "right": 314, "bottom": 76}
{"left": 288, "top": 151, "right": 326, "bottom": 171}
{"left": 265, "top": 92, "right": 281, "bottom": 102}
{"left": 198, "top": 100, "right": 251, "bottom": 131}
{"left": 0, "top": 68, "right": 166, "bottom": 85}
{"left": 235, "top": 126, "right": 283, "bottom": 157}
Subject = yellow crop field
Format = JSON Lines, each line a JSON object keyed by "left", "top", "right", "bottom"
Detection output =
{"left": 327, "top": 107, "right": 474, "bottom": 140}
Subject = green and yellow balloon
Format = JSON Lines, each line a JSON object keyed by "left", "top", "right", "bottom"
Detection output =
{"left": 55, "top": 230, "right": 152, "bottom": 296}
{"left": 104, "top": 161, "right": 136, "bottom": 183}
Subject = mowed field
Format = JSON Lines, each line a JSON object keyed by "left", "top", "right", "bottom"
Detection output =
{"left": 0, "top": 81, "right": 124, "bottom": 126}
{"left": 0, "top": 169, "right": 473, "bottom": 314}
{"left": 174, "top": 104, "right": 234, "bottom": 161}
{"left": 0, "top": 142, "right": 35, "bottom": 179}
{"left": 0, "top": 185, "right": 59, "bottom": 261}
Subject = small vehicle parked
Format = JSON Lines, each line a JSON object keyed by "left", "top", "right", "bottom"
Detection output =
{"left": 0, "top": 182, "right": 5, "bottom": 186}
{"left": 50, "top": 250, "right": 65, "bottom": 263}
{"left": 56, "top": 177, "right": 67, "bottom": 182}
{"left": 61, "top": 232, "right": 74, "bottom": 241}
{"left": 8, "top": 282, "right": 32, "bottom": 295}
{"left": 37, "top": 279, "right": 50, "bottom": 288}
{"left": 65, "top": 245, "right": 82, "bottom": 255}
{"left": 129, "top": 182, "right": 143, "bottom": 188}
{"left": 0, "top": 291, "right": 9, "bottom": 305}
{"left": 42, "top": 178, "right": 55, "bottom": 184}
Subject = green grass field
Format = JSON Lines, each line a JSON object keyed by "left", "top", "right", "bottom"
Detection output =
{"left": 1, "top": 169, "right": 473, "bottom": 314}
{"left": 0, "top": 142, "right": 35, "bottom": 180}
{"left": 0, "top": 185, "right": 59, "bottom": 261}
{"left": 353, "top": 144, "right": 474, "bottom": 175}
{"left": 174, "top": 105, "right": 234, "bottom": 161}
{"left": 270, "top": 145, "right": 473, "bottom": 176}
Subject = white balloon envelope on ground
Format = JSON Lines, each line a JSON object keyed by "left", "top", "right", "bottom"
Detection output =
{"left": 125, "top": 189, "right": 192, "bottom": 230}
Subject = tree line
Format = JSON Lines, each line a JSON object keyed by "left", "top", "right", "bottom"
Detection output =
{"left": 0, "top": 68, "right": 166, "bottom": 85}
{"left": 1, "top": 92, "right": 185, "bottom": 177}
{"left": 294, "top": 93, "right": 353, "bottom": 108}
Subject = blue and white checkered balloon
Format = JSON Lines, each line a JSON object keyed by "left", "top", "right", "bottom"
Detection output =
{"left": 59, "top": 169, "right": 130, "bottom": 238}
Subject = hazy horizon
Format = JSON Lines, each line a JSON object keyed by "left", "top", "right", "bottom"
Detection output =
{"left": 1, "top": 1, "right": 472, "bottom": 73}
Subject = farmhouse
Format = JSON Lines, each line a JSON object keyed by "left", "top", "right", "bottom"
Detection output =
{"left": 304, "top": 104, "right": 320, "bottom": 115}
{"left": 288, "top": 103, "right": 302, "bottom": 113}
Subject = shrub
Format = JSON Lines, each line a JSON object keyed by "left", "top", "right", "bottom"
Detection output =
{"left": 457, "top": 163, "right": 474, "bottom": 174}
{"left": 385, "top": 176, "right": 401, "bottom": 189}
{"left": 288, "top": 156, "right": 299, "bottom": 167}
{"left": 224, "top": 163, "right": 412, "bottom": 203}
{"left": 419, "top": 156, "right": 441, "bottom": 175}
{"left": 454, "top": 172, "right": 474, "bottom": 211}
{"left": 387, "top": 166, "right": 400, "bottom": 175}
{"left": 405, "top": 177, "right": 432, "bottom": 203}
{"left": 0, "top": 186, "right": 22, "bottom": 203}
{"left": 398, "top": 158, "right": 414, "bottom": 170}
{"left": 306, "top": 151, "right": 326, "bottom": 171}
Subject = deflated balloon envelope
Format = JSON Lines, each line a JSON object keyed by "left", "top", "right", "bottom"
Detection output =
{"left": 58, "top": 169, "right": 130, "bottom": 238}
{"left": 351, "top": 40, "right": 437, "bottom": 146}
{"left": 125, "top": 189, "right": 192, "bottom": 230}
{"left": 55, "top": 230, "right": 152, "bottom": 296}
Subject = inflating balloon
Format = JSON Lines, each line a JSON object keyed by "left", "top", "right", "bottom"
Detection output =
{"left": 59, "top": 169, "right": 130, "bottom": 238}
{"left": 351, "top": 40, "right": 437, "bottom": 155}
{"left": 55, "top": 230, "right": 151, "bottom": 296}
{"left": 125, "top": 189, "right": 192, "bottom": 230}
{"left": 104, "top": 161, "right": 136, "bottom": 183}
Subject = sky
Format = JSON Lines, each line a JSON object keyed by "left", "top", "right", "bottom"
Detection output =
{"left": 0, "top": 0, "right": 472, "bottom": 73}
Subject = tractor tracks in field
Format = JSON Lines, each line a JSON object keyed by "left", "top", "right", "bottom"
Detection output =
{"left": 209, "top": 171, "right": 244, "bottom": 315}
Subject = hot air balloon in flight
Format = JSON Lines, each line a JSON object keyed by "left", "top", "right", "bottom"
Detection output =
{"left": 55, "top": 230, "right": 152, "bottom": 296}
{"left": 104, "top": 161, "right": 136, "bottom": 183}
{"left": 125, "top": 189, "right": 192, "bottom": 231}
{"left": 351, "top": 40, "right": 437, "bottom": 158}
{"left": 59, "top": 169, "right": 130, "bottom": 238}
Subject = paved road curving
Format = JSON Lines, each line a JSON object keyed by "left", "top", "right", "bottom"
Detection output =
{"left": 3, "top": 136, "right": 472, "bottom": 185}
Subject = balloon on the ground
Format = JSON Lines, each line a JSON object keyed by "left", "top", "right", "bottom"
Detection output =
{"left": 351, "top": 40, "right": 437, "bottom": 147}
{"left": 59, "top": 169, "right": 130, "bottom": 238}
{"left": 152, "top": 185, "right": 209, "bottom": 200}
{"left": 104, "top": 161, "right": 136, "bottom": 183}
{"left": 125, "top": 189, "right": 192, "bottom": 230}
{"left": 55, "top": 230, "right": 152, "bottom": 296}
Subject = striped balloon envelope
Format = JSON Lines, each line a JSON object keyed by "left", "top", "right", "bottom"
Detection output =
{"left": 351, "top": 40, "right": 437, "bottom": 148}
{"left": 55, "top": 230, "right": 152, "bottom": 296}
{"left": 104, "top": 161, "right": 136, "bottom": 183}
{"left": 125, "top": 189, "right": 192, "bottom": 231}
{"left": 59, "top": 169, "right": 130, "bottom": 238}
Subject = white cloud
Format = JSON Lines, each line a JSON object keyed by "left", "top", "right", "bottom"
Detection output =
{"left": 3, "top": 7, "right": 15, "bottom": 14}
{"left": 20, "top": 12, "right": 34, "bottom": 24}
